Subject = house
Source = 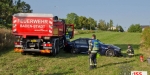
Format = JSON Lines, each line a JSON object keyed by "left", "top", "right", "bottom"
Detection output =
{"left": 108, "top": 26, "right": 117, "bottom": 30}
{"left": 81, "top": 27, "right": 87, "bottom": 30}
{"left": 140, "top": 25, "right": 150, "bottom": 31}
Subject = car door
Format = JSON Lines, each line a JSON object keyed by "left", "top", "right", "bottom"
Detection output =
{"left": 74, "top": 39, "right": 80, "bottom": 49}
{"left": 79, "top": 39, "right": 89, "bottom": 53}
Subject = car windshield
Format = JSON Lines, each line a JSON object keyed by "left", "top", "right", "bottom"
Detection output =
{"left": 98, "top": 41, "right": 104, "bottom": 44}
{"left": 88, "top": 39, "right": 104, "bottom": 44}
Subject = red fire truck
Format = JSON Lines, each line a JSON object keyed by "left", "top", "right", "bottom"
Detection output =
{"left": 12, "top": 13, "right": 74, "bottom": 56}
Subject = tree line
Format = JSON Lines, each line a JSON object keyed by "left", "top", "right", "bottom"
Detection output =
{"left": 64, "top": 13, "right": 124, "bottom": 32}
{"left": 0, "top": 0, "right": 32, "bottom": 27}
{"left": 65, "top": 13, "right": 144, "bottom": 33}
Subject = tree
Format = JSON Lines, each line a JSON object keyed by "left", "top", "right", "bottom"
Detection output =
{"left": 115, "top": 25, "right": 124, "bottom": 32}
{"left": 118, "top": 25, "right": 124, "bottom": 32}
{"left": 15, "top": 0, "right": 32, "bottom": 13}
{"left": 109, "top": 19, "right": 113, "bottom": 30}
{"left": 0, "top": 0, "right": 14, "bottom": 25}
{"left": 87, "top": 17, "right": 97, "bottom": 30}
{"left": 106, "top": 22, "right": 109, "bottom": 30}
{"left": 66, "top": 13, "right": 78, "bottom": 29}
{"left": 128, "top": 24, "right": 142, "bottom": 33}
{"left": 141, "top": 27, "right": 150, "bottom": 49}
{"left": 98, "top": 20, "right": 108, "bottom": 30}
{"left": 0, "top": 0, "right": 32, "bottom": 27}
{"left": 77, "top": 16, "right": 87, "bottom": 29}
{"left": 98, "top": 20, "right": 105, "bottom": 30}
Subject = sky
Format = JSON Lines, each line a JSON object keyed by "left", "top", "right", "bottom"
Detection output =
{"left": 23, "top": 0, "right": 150, "bottom": 31}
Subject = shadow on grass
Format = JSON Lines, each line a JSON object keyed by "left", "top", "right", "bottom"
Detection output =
{"left": 44, "top": 71, "right": 74, "bottom": 75}
{"left": 31, "top": 50, "right": 90, "bottom": 59}
{"left": 99, "top": 60, "right": 135, "bottom": 68}
{"left": 0, "top": 46, "right": 14, "bottom": 56}
{"left": 114, "top": 44, "right": 140, "bottom": 51}
{"left": 120, "top": 52, "right": 142, "bottom": 58}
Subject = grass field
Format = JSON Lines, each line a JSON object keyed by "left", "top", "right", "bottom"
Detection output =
{"left": 0, "top": 31, "right": 149, "bottom": 75}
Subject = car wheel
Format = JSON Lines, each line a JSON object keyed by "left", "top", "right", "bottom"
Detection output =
{"left": 105, "top": 49, "right": 115, "bottom": 57}
{"left": 71, "top": 48, "right": 78, "bottom": 54}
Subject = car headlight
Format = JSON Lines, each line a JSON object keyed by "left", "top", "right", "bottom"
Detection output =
{"left": 101, "top": 46, "right": 108, "bottom": 49}
{"left": 105, "top": 48, "right": 108, "bottom": 49}
{"left": 114, "top": 48, "right": 120, "bottom": 51}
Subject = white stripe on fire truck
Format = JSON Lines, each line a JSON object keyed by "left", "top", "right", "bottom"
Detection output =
{"left": 49, "top": 25, "right": 52, "bottom": 29}
{"left": 49, "top": 21, "right": 53, "bottom": 24}
{"left": 13, "top": 20, "right": 17, "bottom": 23}
{"left": 49, "top": 30, "right": 52, "bottom": 33}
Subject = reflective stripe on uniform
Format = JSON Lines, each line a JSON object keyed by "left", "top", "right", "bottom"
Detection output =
{"left": 93, "top": 47, "right": 99, "bottom": 50}
{"left": 91, "top": 50, "right": 98, "bottom": 53}
{"left": 88, "top": 40, "right": 93, "bottom": 51}
{"left": 66, "top": 32, "right": 70, "bottom": 40}
{"left": 66, "top": 32, "right": 68, "bottom": 34}
{"left": 89, "top": 58, "right": 93, "bottom": 65}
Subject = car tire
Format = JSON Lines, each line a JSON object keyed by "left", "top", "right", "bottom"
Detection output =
{"left": 71, "top": 48, "right": 78, "bottom": 54}
{"left": 105, "top": 49, "right": 115, "bottom": 57}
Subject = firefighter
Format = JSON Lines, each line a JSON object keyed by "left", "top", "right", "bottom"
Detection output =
{"left": 65, "top": 29, "right": 70, "bottom": 42}
{"left": 126, "top": 44, "right": 134, "bottom": 58}
{"left": 88, "top": 34, "right": 100, "bottom": 70}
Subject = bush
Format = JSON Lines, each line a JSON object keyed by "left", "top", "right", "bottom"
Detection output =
{"left": 140, "top": 27, "right": 150, "bottom": 57}
{"left": 75, "top": 30, "right": 95, "bottom": 34}
{"left": 0, "top": 28, "right": 15, "bottom": 51}
{"left": 128, "top": 24, "right": 142, "bottom": 33}
{"left": 141, "top": 27, "right": 150, "bottom": 48}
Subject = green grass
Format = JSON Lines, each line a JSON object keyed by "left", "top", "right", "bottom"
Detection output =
{"left": 0, "top": 31, "right": 149, "bottom": 75}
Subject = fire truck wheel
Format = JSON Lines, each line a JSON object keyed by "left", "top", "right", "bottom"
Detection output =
{"left": 52, "top": 39, "right": 58, "bottom": 56}
{"left": 52, "top": 48, "right": 56, "bottom": 56}
{"left": 56, "top": 39, "right": 59, "bottom": 54}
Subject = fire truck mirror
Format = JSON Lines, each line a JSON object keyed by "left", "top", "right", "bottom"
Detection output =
{"left": 53, "top": 16, "right": 58, "bottom": 20}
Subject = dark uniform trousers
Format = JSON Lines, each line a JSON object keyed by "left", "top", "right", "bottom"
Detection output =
{"left": 89, "top": 53, "right": 97, "bottom": 69}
